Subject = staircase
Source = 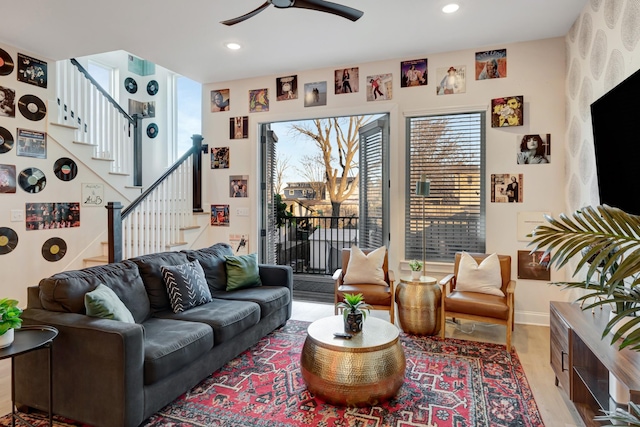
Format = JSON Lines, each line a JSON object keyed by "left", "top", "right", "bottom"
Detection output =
{"left": 52, "top": 59, "right": 207, "bottom": 267}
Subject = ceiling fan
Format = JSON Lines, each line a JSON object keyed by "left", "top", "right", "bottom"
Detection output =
{"left": 220, "top": 0, "right": 364, "bottom": 26}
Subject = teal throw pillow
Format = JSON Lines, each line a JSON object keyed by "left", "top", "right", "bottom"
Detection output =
{"left": 225, "top": 253, "right": 262, "bottom": 291}
{"left": 85, "top": 284, "right": 135, "bottom": 323}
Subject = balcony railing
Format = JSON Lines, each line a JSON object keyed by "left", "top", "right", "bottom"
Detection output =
{"left": 277, "top": 216, "right": 358, "bottom": 275}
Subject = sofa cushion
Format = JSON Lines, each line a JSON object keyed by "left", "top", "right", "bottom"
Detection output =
{"left": 161, "top": 260, "right": 212, "bottom": 313}
{"left": 130, "top": 251, "right": 189, "bottom": 313}
{"left": 84, "top": 284, "right": 135, "bottom": 323}
{"left": 210, "top": 286, "right": 290, "bottom": 319}
{"left": 182, "top": 243, "right": 233, "bottom": 291}
{"left": 225, "top": 253, "right": 262, "bottom": 291}
{"left": 141, "top": 317, "right": 213, "bottom": 385}
{"left": 39, "top": 260, "right": 151, "bottom": 323}
{"left": 154, "top": 298, "right": 260, "bottom": 345}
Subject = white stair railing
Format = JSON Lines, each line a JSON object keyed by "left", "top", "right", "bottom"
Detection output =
{"left": 121, "top": 156, "right": 193, "bottom": 259}
{"left": 55, "top": 59, "right": 137, "bottom": 176}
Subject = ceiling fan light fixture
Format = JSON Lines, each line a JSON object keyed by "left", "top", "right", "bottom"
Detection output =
{"left": 226, "top": 42, "right": 242, "bottom": 50}
{"left": 442, "top": 3, "right": 460, "bottom": 13}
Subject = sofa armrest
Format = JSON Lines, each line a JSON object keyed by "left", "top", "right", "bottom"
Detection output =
{"left": 15, "top": 308, "right": 146, "bottom": 427}
{"left": 259, "top": 264, "right": 293, "bottom": 291}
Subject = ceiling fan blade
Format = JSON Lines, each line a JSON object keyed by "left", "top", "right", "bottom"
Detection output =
{"left": 220, "top": 1, "right": 271, "bottom": 26}
{"left": 291, "top": 0, "right": 363, "bottom": 21}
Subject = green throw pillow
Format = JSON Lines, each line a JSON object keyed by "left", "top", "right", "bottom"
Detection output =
{"left": 225, "top": 253, "right": 262, "bottom": 291}
{"left": 84, "top": 284, "right": 135, "bottom": 323}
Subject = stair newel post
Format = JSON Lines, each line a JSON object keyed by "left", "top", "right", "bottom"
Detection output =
{"left": 191, "top": 134, "right": 206, "bottom": 213}
{"left": 133, "top": 113, "right": 143, "bottom": 187}
{"left": 106, "top": 202, "right": 123, "bottom": 263}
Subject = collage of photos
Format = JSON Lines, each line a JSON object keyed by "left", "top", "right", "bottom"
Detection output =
{"left": 491, "top": 174, "right": 523, "bottom": 203}
{"left": 26, "top": 202, "right": 80, "bottom": 230}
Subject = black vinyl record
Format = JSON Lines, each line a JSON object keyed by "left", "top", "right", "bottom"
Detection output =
{"left": 0, "top": 227, "right": 18, "bottom": 255}
{"left": 18, "top": 94, "right": 46, "bottom": 121}
{"left": 18, "top": 167, "right": 46, "bottom": 193}
{"left": 0, "top": 127, "right": 14, "bottom": 154}
{"left": 147, "top": 123, "right": 158, "bottom": 138}
{"left": 125, "top": 77, "right": 138, "bottom": 94}
{"left": 0, "top": 48, "right": 14, "bottom": 76}
{"left": 147, "top": 80, "right": 158, "bottom": 95}
{"left": 42, "top": 237, "right": 67, "bottom": 262}
{"left": 53, "top": 157, "right": 78, "bottom": 181}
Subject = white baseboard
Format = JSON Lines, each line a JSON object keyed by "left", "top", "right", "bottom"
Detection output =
{"left": 516, "top": 310, "right": 550, "bottom": 326}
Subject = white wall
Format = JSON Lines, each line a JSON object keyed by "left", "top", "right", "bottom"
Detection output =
{"left": 202, "top": 37, "right": 573, "bottom": 325}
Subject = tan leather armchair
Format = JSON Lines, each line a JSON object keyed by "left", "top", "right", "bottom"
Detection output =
{"left": 333, "top": 248, "right": 396, "bottom": 324}
{"left": 439, "top": 252, "right": 516, "bottom": 351}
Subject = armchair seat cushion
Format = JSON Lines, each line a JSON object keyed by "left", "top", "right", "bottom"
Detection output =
{"left": 337, "top": 284, "right": 391, "bottom": 306}
{"left": 445, "top": 291, "right": 509, "bottom": 320}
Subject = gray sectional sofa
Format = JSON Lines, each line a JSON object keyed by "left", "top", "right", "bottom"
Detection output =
{"left": 13, "top": 243, "right": 293, "bottom": 427}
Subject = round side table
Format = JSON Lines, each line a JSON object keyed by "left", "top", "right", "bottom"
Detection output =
{"left": 396, "top": 275, "right": 441, "bottom": 335}
{"left": 0, "top": 325, "right": 58, "bottom": 427}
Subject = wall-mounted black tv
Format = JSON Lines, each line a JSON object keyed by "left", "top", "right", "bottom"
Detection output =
{"left": 591, "top": 67, "right": 640, "bottom": 215}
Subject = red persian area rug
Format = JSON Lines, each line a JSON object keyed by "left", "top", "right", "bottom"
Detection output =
{"left": 1, "top": 320, "right": 544, "bottom": 427}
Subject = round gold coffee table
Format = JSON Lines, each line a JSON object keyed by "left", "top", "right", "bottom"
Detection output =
{"left": 300, "top": 315, "right": 405, "bottom": 406}
{"left": 396, "top": 275, "right": 441, "bottom": 335}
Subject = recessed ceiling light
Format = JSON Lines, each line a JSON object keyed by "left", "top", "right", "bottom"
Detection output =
{"left": 442, "top": 3, "right": 459, "bottom": 13}
{"left": 226, "top": 42, "right": 241, "bottom": 50}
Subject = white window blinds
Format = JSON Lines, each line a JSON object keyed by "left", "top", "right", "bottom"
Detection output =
{"left": 405, "top": 112, "right": 486, "bottom": 262}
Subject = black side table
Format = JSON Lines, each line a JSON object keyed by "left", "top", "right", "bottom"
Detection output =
{"left": 0, "top": 325, "right": 58, "bottom": 427}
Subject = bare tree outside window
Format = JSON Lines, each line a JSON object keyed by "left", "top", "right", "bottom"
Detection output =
{"left": 289, "top": 116, "right": 371, "bottom": 217}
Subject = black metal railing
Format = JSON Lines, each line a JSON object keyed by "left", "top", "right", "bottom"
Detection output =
{"left": 277, "top": 216, "right": 358, "bottom": 275}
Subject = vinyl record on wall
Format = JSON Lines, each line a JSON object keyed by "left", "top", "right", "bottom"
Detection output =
{"left": 18, "top": 94, "right": 47, "bottom": 121}
{"left": 53, "top": 157, "right": 78, "bottom": 181}
{"left": 0, "top": 48, "right": 14, "bottom": 76}
{"left": 0, "top": 227, "right": 18, "bottom": 255}
{"left": 124, "top": 77, "right": 138, "bottom": 94}
{"left": 147, "top": 123, "right": 158, "bottom": 138}
{"left": 0, "top": 127, "right": 14, "bottom": 154}
{"left": 42, "top": 237, "right": 67, "bottom": 262}
{"left": 147, "top": 80, "right": 158, "bottom": 95}
{"left": 18, "top": 167, "right": 46, "bottom": 193}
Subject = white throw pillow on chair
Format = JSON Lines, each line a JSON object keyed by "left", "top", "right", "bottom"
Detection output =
{"left": 455, "top": 252, "right": 505, "bottom": 296}
{"left": 343, "top": 245, "right": 387, "bottom": 286}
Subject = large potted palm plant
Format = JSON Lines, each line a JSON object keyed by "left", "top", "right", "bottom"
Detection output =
{"left": 529, "top": 204, "right": 640, "bottom": 425}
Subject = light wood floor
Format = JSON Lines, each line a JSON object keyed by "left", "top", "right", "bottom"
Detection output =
{"left": 0, "top": 301, "right": 584, "bottom": 427}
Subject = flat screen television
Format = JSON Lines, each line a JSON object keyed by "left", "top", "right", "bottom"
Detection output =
{"left": 591, "top": 67, "right": 640, "bottom": 215}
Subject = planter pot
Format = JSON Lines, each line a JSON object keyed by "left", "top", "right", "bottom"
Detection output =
{"left": 344, "top": 311, "right": 363, "bottom": 333}
{"left": 411, "top": 270, "right": 422, "bottom": 280}
{"left": 0, "top": 328, "right": 14, "bottom": 349}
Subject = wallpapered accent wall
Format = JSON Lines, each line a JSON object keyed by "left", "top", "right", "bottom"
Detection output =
{"left": 565, "top": 0, "right": 640, "bottom": 212}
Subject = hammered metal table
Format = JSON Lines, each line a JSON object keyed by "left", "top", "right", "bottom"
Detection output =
{"left": 300, "top": 315, "right": 405, "bottom": 406}
{"left": 396, "top": 275, "right": 441, "bottom": 335}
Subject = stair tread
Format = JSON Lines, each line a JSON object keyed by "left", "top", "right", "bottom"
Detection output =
{"left": 50, "top": 122, "right": 78, "bottom": 130}
{"left": 91, "top": 157, "right": 115, "bottom": 162}
{"left": 109, "top": 171, "right": 130, "bottom": 176}
{"left": 84, "top": 255, "right": 108, "bottom": 262}
{"left": 73, "top": 140, "right": 97, "bottom": 146}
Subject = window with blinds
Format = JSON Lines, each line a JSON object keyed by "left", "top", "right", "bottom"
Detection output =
{"left": 405, "top": 112, "right": 486, "bottom": 262}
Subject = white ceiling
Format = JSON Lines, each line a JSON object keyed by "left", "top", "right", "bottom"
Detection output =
{"left": 1, "top": 0, "right": 587, "bottom": 84}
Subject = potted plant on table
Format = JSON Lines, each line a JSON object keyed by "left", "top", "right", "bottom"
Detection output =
{"left": 0, "top": 298, "right": 23, "bottom": 349}
{"left": 529, "top": 205, "right": 640, "bottom": 425}
{"left": 336, "top": 293, "right": 372, "bottom": 333}
{"left": 409, "top": 260, "right": 423, "bottom": 280}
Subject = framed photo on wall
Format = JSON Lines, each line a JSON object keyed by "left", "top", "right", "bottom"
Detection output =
{"left": 517, "top": 250, "right": 550, "bottom": 281}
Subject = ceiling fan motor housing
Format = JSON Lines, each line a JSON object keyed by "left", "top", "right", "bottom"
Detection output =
{"left": 271, "top": 0, "right": 296, "bottom": 8}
